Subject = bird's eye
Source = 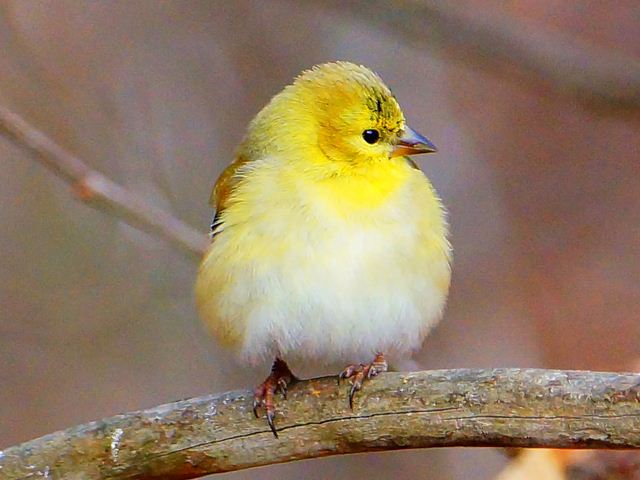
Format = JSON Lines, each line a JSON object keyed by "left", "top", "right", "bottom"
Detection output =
{"left": 362, "top": 129, "right": 380, "bottom": 144}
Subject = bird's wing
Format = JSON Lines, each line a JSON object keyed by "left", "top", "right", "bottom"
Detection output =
{"left": 208, "top": 153, "right": 251, "bottom": 235}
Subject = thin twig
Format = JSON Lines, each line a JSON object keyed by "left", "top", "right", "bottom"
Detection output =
{"left": 0, "top": 105, "right": 209, "bottom": 260}
{"left": 331, "top": 0, "right": 640, "bottom": 111}
{"left": 1, "top": 369, "right": 639, "bottom": 479}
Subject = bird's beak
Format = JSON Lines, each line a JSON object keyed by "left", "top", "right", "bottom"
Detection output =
{"left": 390, "top": 125, "right": 437, "bottom": 158}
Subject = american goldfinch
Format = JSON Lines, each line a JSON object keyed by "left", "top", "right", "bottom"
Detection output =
{"left": 196, "top": 61, "right": 451, "bottom": 436}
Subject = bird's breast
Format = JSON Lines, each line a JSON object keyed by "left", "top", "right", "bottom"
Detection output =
{"left": 196, "top": 158, "right": 451, "bottom": 365}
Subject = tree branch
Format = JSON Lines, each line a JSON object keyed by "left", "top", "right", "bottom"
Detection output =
{"left": 332, "top": 0, "right": 640, "bottom": 111}
{"left": 1, "top": 369, "right": 639, "bottom": 479}
{"left": 0, "top": 105, "right": 209, "bottom": 260}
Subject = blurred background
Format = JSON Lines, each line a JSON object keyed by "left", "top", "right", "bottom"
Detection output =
{"left": 1, "top": 1, "right": 639, "bottom": 479}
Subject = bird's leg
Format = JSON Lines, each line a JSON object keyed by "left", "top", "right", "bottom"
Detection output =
{"left": 253, "top": 357, "right": 297, "bottom": 437}
{"left": 338, "top": 352, "right": 388, "bottom": 408}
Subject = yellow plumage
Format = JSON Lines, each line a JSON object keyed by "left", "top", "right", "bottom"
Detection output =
{"left": 195, "top": 62, "right": 451, "bottom": 368}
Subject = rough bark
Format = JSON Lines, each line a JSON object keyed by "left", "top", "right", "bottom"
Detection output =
{"left": 1, "top": 369, "right": 639, "bottom": 479}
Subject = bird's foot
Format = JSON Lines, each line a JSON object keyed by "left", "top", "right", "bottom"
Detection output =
{"left": 338, "top": 352, "right": 388, "bottom": 408}
{"left": 253, "top": 357, "right": 296, "bottom": 438}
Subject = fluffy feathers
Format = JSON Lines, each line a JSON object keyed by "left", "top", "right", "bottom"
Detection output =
{"left": 195, "top": 62, "right": 451, "bottom": 366}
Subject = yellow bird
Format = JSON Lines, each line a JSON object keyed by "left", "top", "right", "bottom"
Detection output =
{"left": 195, "top": 61, "right": 451, "bottom": 436}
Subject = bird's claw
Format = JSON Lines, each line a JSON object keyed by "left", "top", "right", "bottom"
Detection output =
{"left": 277, "top": 377, "right": 288, "bottom": 399}
{"left": 266, "top": 409, "right": 277, "bottom": 438}
{"left": 339, "top": 353, "right": 388, "bottom": 409}
{"left": 348, "top": 377, "right": 362, "bottom": 409}
{"left": 252, "top": 358, "right": 296, "bottom": 438}
{"left": 338, "top": 365, "right": 357, "bottom": 382}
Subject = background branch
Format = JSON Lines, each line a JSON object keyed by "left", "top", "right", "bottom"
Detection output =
{"left": 2, "top": 369, "right": 640, "bottom": 479}
{"left": 331, "top": 0, "right": 640, "bottom": 111}
{"left": 0, "top": 105, "right": 209, "bottom": 260}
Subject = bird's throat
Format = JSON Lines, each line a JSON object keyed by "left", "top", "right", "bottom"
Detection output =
{"left": 309, "top": 158, "right": 411, "bottom": 217}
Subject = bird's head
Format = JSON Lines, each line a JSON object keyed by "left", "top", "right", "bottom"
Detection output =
{"left": 241, "top": 62, "right": 436, "bottom": 167}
